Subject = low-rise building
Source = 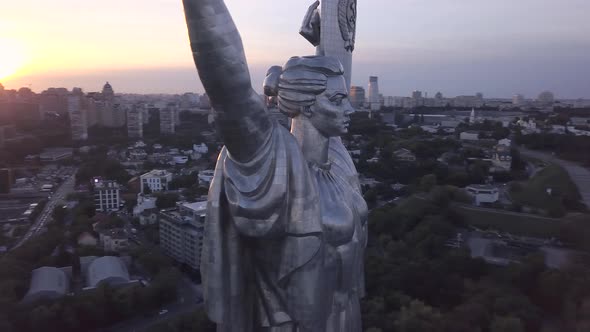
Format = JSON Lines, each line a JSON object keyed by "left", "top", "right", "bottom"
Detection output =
{"left": 93, "top": 178, "right": 121, "bottom": 212}
{"left": 22, "top": 266, "right": 71, "bottom": 304}
{"left": 198, "top": 170, "right": 215, "bottom": 187}
{"left": 139, "top": 208, "right": 159, "bottom": 226}
{"left": 460, "top": 131, "right": 480, "bottom": 141}
{"left": 193, "top": 143, "right": 209, "bottom": 155}
{"left": 465, "top": 185, "right": 499, "bottom": 206}
{"left": 133, "top": 193, "right": 157, "bottom": 216}
{"left": 77, "top": 232, "right": 98, "bottom": 247}
{"left": 159, "top": 201, "right": 206, "bottom": 270}
{"left": 99, "top": 228, "right": 129, "bottom": 252}
{"left": 393, "top": 148, "right": 417, "bottom": 162}
{"left": 39, "top": 148, "right": 73, "bottom": 163}
{"left": 82, "top": 256, "right": 133, "bottom": 289}
{"left": 140, "top": 170, "right": 172, "bottom": 194}
{"left": 491, "top": 143, "right": 512, "bottom": 172}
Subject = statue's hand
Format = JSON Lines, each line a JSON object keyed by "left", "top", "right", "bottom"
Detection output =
{"left": 300, "top": 0, "right": 321, "bottom": 46}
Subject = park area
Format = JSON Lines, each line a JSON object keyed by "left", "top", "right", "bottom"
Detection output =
{"left": 510, "top": 164, "right": 585, "bottom": 217}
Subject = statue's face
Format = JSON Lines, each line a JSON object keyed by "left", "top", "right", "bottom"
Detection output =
{"left": 309, "top": 75, "right": 353, "bottom": 137}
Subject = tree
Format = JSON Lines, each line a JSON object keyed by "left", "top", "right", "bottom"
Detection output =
{"left": 156, "top": 193, "right": 180, "bottom": 210}
{"left": 51, "top": 206, "right": 68, "bottom": 225}
{"left": 137, "top": 247, "right": 173, "bottom": 275}
{"left": 490, "top": 316, "right": 524, "bottom": 332}
{"left": 395, "top": 300, "right": 442, "bottom": 332}
{"left": 143, "top": 184, "right": 153, "bottom": 195}
{"left": 420, "top": 174, "right": 437, "bottom": 192}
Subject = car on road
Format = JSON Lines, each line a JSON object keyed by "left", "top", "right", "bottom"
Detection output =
{"left": 158, "top": 309, "right": 168, "bottom": 315}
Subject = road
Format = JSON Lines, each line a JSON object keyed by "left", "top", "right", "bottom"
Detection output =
{"left": 519, "top": 147, "right": 590, "bottom": 208}
{"left": 12, "top": 172, "right": 77, "bottom": 250}
{"left": 467, "top": 231, "right": 574, "bottom": 269}
{"left": 103, "top": 277, "right": 203, "bottom": 332}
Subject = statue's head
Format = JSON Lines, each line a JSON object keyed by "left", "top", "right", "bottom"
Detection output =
{"left": 264, "top": 56, "right": 353, "bottom": 137}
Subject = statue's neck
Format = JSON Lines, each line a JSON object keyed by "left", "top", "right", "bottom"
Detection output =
{"left": 291, "top": 116, "right": 330, "bottom": 167}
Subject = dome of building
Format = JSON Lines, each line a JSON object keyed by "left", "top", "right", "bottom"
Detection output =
{"left": 23, "top": 267, "right": 70, "bottom": 304}
{"left": 86, "top": 256, "right": 130, "bottom": 288}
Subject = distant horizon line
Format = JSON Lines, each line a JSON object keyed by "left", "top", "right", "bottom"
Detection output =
{"left": 2, "top": 83, "right": 589, "bottom": 101}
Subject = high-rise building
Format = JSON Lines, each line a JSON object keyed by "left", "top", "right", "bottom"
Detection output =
{"left": 160, "top": 104, "right": 176, "bottom": 135}
{"left": 537, "top": 91, "right": 555, "bottom": 106}
{"left": 142, "top": 106, "right": 150, "bottom": 124}
{"left": 199, "top": 94, "right": 211, "bottom": 109}
{"left": 68, "top": 88, "right": 88, "bottom": 141}
{"left": 140, "top": 170, "right": 173, "bottom": 194}
{"left": 349, "top": 86, "right": 366, "bottom": 108}
{"left": 384, "top": 96, "right": 395, "bottom": 107}
{"left": 453, "top": 95, "right": 483, "bottom": 108}
{"left": 93, "top": 178, "right": 121, "bottom": 212}
{"left": 92, "top": 82, "right": 125, "bottom": 128}
{"left": 180, "top": 93, "right": 200, "bottom": 108}
{"left": 0, "top": 125, "right": 16, "bottom": 149}
{"left": 39, "top": 88, "right": 69, "bottom": 116}
{"left": 368, "top": 76, "right": 380, "bottom": 111}
{"left": 159, "top": 201, "right": 206, "bottom": 270}
{"left": 85, "top": 98, "right": 98, "bottom": 127}
{"left": 102, "top": 82, "right": 114, "bottom": 103}
{"left": 127, "top": 104, "right": 143, "bottom": 138}
{"left": 513, "top": 94, "right": 525, "bottom": 106}
{"left": 0, "top": 169, "right": 13, "bottom": 194}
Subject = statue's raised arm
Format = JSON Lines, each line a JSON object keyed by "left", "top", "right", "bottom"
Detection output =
{"left": 183, "top": 0, "right": 271, "bottom": 162}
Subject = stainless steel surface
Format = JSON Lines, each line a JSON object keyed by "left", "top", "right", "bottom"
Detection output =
{"left": 183, "top": 1, "right": 366, "bottom": 330}
{"left": 301, "top": 0, "right": 358, "bottom": 91}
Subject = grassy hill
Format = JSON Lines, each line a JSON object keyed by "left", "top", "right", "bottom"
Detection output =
{"left": 511, "top": 165, "right": 582, "bottom": 217}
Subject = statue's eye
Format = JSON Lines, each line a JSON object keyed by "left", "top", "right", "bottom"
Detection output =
{"left": 332, "top": 98, "right": 343, "bottom": 106}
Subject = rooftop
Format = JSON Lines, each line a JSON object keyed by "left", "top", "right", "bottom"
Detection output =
{"left": 141, "top": 169, "right": 172, "bottom": 178}
{"left": 466, "top": 184, "right": 498, "bottom": 191}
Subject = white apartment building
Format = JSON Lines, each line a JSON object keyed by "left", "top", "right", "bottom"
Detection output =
{"left": 198, "top": 170, "right": 215, "bottom": 187}
{"left": 466, "top": 185, "right": 499, "bottom": 206}
{"left": 159, "top": 201, "right": 206, "bottom": 270}
{"left": 93, "top": 178, "right": 121, "bottom": 212}
{"left": 460, "top": 131, "right": 480, "bottom": 141}
{"left": 140, "top": 170, "right": 173, "bottom": 194}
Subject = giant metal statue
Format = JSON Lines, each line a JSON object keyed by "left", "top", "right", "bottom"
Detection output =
{"left": 182, "top": 0, "right": 366, "bottom": 331}
{"left": 300, "top": 0, "right": 357, "bottom": 90}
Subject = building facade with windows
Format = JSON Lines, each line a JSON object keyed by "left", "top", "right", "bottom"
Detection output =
{"left": 159, "top": 201, "right": 206, "bottom": 270}
{"left": 93, "top": 178, "right": 121, "bottom": 212}
{"left": 68, "top": 88, "right": 89, "bottom": 141}
{"left": 160, "top": 104, "right": 176, "bottom": 135}
{"left": 127, "top": 104, "right": 144, "bottom": 138}
{"left": 140, "top": 170, "right": 172, "bottom": 194}
{"left": 466, "top": 185, "right": 499, "bottom": 206}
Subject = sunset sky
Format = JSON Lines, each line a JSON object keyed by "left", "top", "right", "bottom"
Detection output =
{"left": 1, "top": 0, "right": 589, "bottom": 98}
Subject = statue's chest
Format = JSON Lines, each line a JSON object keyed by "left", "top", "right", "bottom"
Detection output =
{"left": 311, "top": 166, "right": 366, "bottom": 247}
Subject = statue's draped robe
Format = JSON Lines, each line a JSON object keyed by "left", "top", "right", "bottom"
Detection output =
{"left": 203, "top": 123, "right": 367, "bottom": 332}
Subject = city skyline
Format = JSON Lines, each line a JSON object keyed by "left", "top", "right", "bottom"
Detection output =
{"left": 1, "top": 0, "right": 589, "bottom": 98}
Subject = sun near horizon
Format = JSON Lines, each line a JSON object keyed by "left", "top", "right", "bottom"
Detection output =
{"left": 0, "top": 38, "right": 28, "bottom": 82}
